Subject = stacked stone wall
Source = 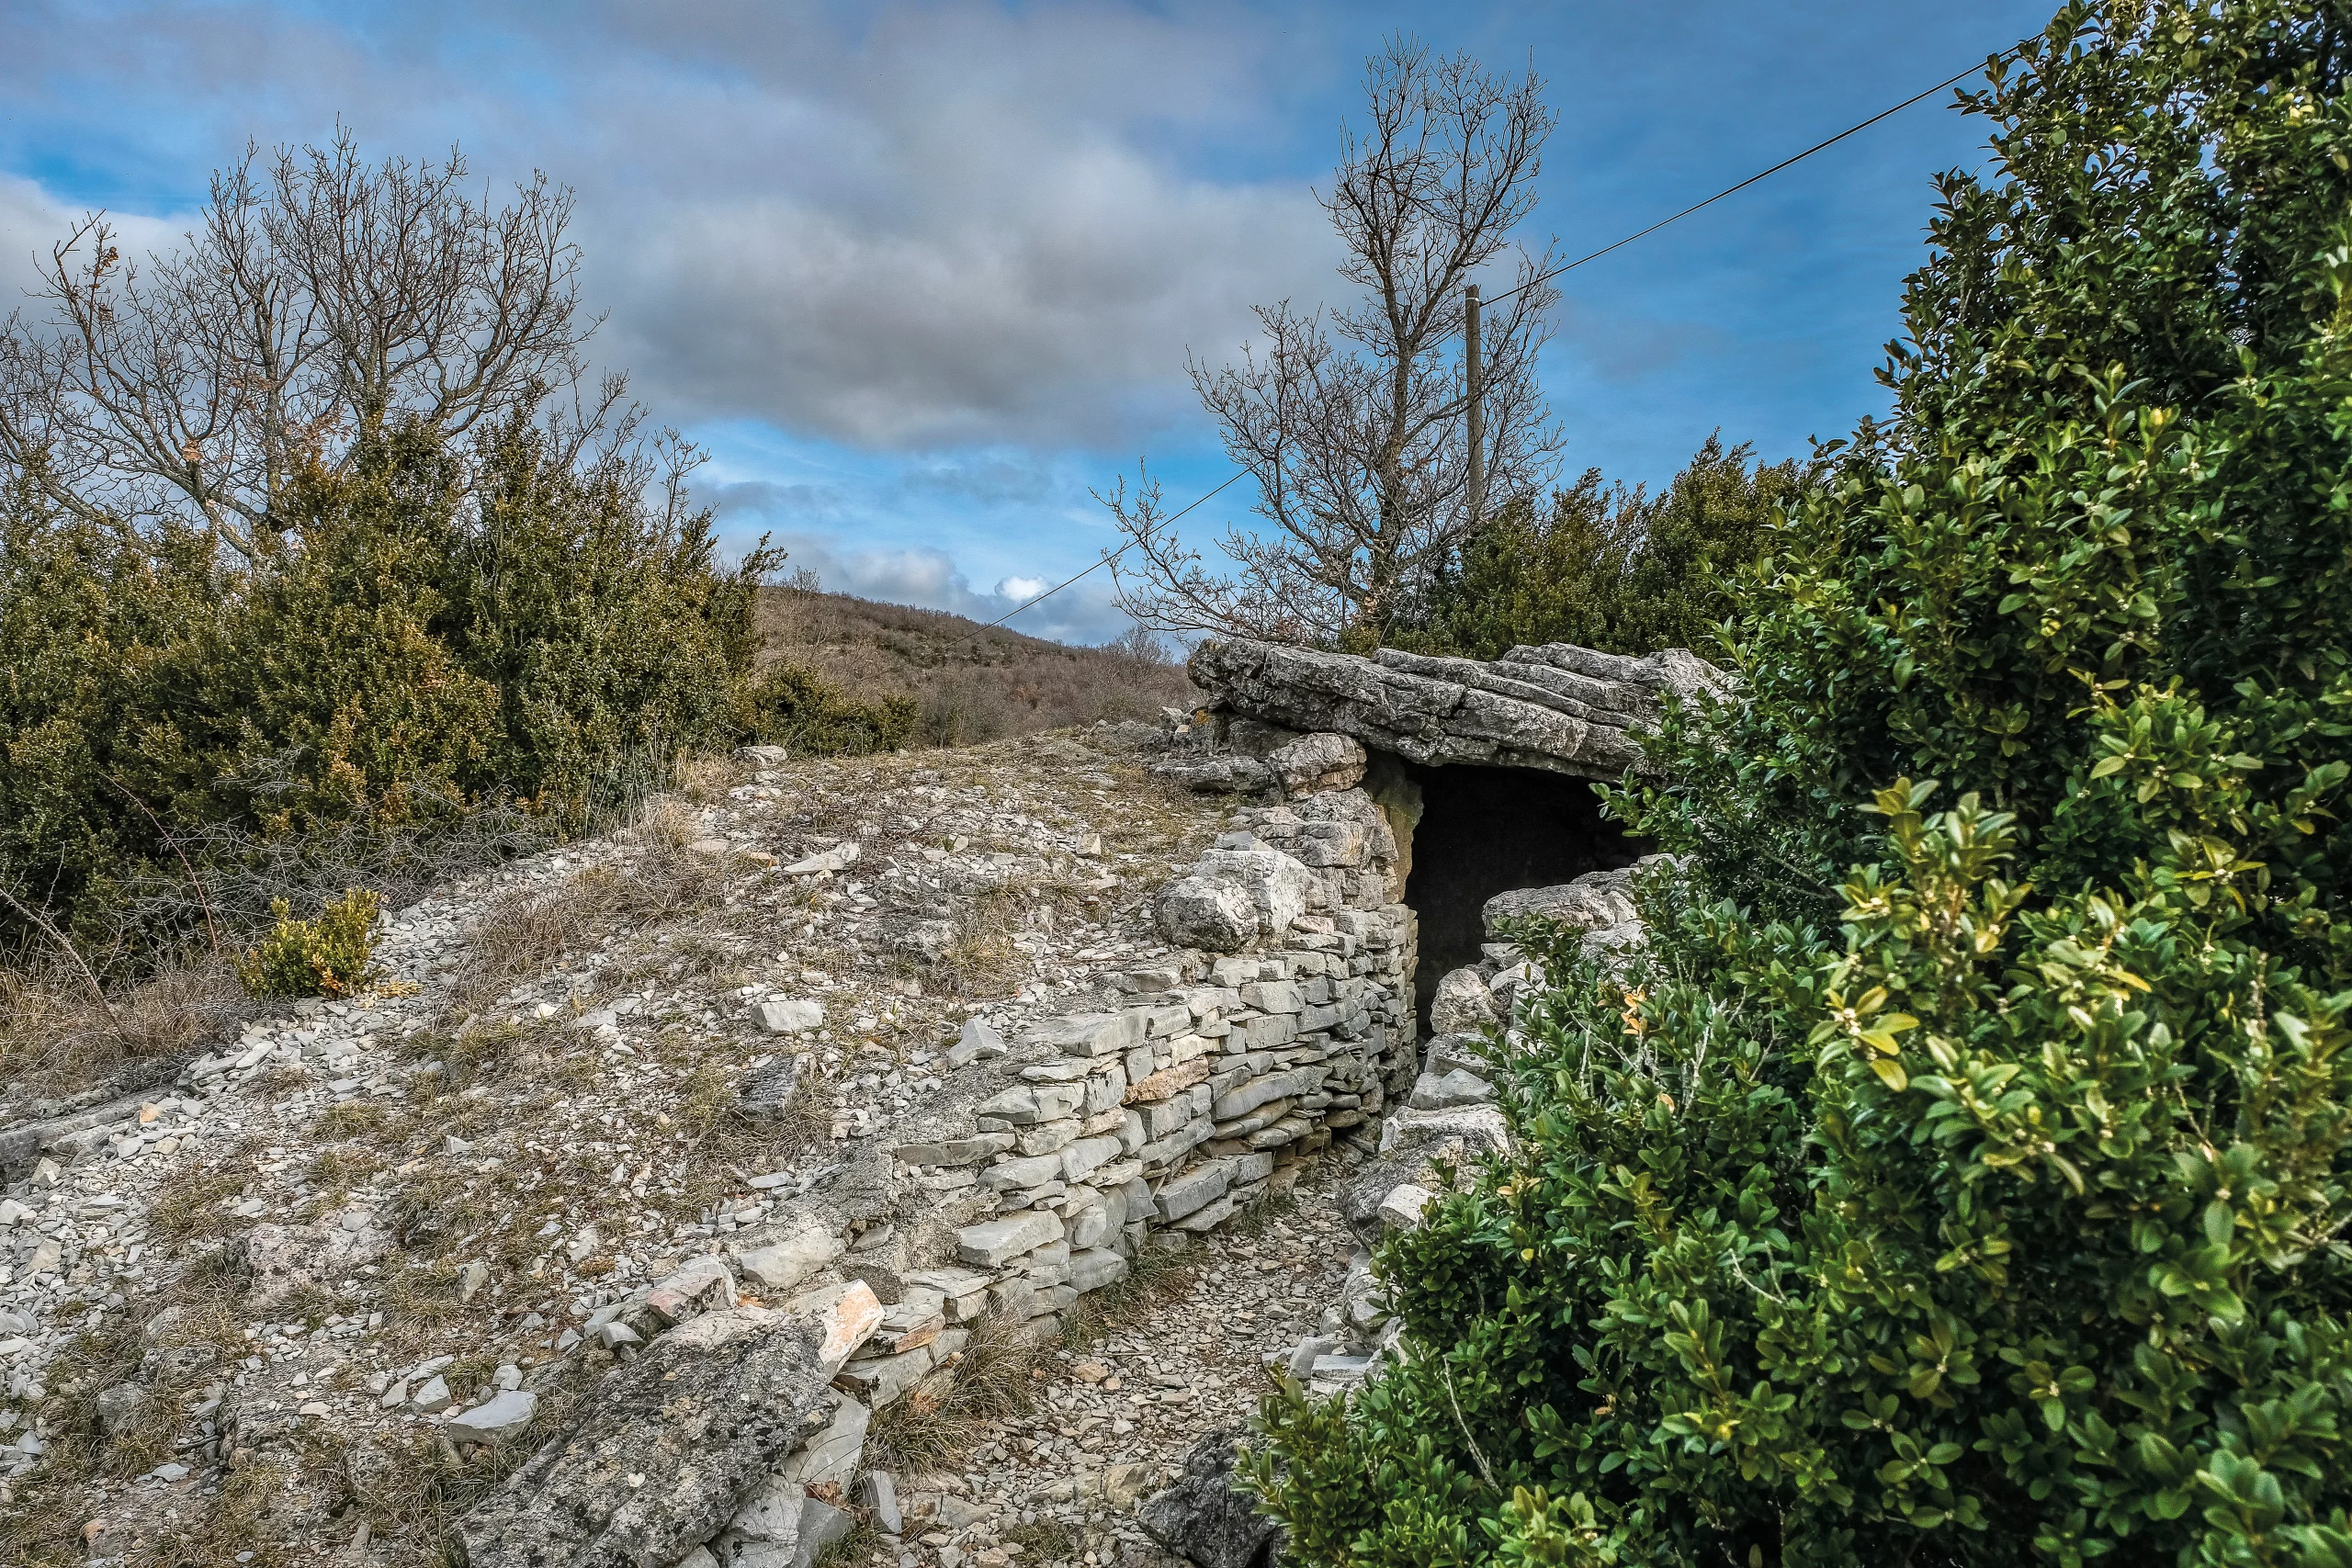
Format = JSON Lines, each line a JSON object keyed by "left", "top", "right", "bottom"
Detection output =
{"left": 825, "top": 779, "right": 1419, "bottom": 1409}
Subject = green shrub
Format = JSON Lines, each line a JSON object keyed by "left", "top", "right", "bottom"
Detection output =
{"left": 1393, "top": 435, "right": 1805, "bottom": 660}
{"left": 1251, "top": 3, "right": 2352, "bottom": 1563}
{"left": 0, "top": 415, "right": 918, "bottom": 958}
{"left": 743, "top": 663, "right": 919, "bottom": 757}
{"left": 235, "top": 888, "right": 380, "bottom": 998}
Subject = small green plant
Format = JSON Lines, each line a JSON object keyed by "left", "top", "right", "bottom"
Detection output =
{"left": 234, "top": 887, "right": 381, "bottom": 998}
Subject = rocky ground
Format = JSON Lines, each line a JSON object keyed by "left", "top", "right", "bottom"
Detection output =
{"left": 0, "top": 725, "right": 1280, "bottom": 1568}
{"left": 858, "top": 1187, "right": 1355, "bottom": 1568}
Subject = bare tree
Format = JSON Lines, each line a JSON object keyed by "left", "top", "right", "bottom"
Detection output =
{"left": 1105, "top": 38, "right": 1563, "bottom": 647}
{"left": 0, "top": 129, "right": 616, "bottom": 561}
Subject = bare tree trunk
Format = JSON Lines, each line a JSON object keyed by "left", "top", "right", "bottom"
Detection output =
{"left": 1105, "top": 38, "right": 1561, "bottom": 648}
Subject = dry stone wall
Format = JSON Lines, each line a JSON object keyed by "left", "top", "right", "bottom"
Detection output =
{"left": 836, "top": 777, "right": 1420, "bottom": 1401}
{"left": 510, "top": 763, "right": 1430, "bottom": 1567}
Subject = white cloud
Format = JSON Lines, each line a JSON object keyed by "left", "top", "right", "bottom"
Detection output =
{"left": 0, "top": 0, "right": 1338, "bottom": 454}
{"left": 753, "top": 531, "right": 1131, "bottom": 645}
{"left": 0, "top": 172, "right": 187, "bottom": 318}
{"left": 561, "top": 4, "right": 1339, "bottom": 448}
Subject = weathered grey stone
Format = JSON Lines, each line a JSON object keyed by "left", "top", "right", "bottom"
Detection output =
{"left": 1013, "top": 1117, "right": 1082, "bottom": 1156}
{"left": 756, "top": 998, "right": 825, "bottom": 1034}
{"left": 978, "top": 1153, "right": 1066, "bottom": 1191}
{"left": 956, "top": 1210, "right": 1063, "bottom": 1268}
{"left": 777, "top": 1280, "right": 884, "bottom": 1373}
{"left": 1376, "top": 1183, "right": 1435, "bottom": 1232}
{"left": 1211, "top": 1066, "right": 1325, "bottom": 1122}
{"left": 1406, "top": 1068, "right": 1495, "bottom": 1111}
{"left": 1148, "top": 754, "right": 1277, "bottom": 795}
{"left": 729, "top": 1214, "right": 844, "bottom": 1294}
{"left": 1067, "top": 1194, "right": 1111, "bottom": 1249}
{"left": 1501, "top": 640, "right": 1733, "bottom": 708}
{"left": 1155, "top": 1161, "right": 1231, "bottom": 1223}
{"left": 647, "top": 1255, "right": 736, "bottom": 1325}
{"left": 1308, "top": 1353, "right": 1379, "bottom": 1396}
{"left": 887, "top": 1132, "right": 1015, "bottom": 1168}
{"left": 236, "top": 1219, "right": 391, "bottom": 1308}
{"left": 1189, "top": 637, "right": 1719, "bottom": 778}
{"left": 447, "top": 1389, "right": 538, "bottom": 1445}
{"left": 1264, "top": 731, "right": 1366, "bottom": 796}
{"left": 94, "top": 1382, "right": 145, "bottom": 1437}
{"left": 1153, "top": 848, "right": 1313, "bottom": 953}
{"left": 1428, "top": 967, "right": 1498, "bottom": 1034}
{"left": 904, "top": 1267, "right": 994, "bottom": 1323}
{"left": 1060, "top": 1134, "right": 1125, "bottom": 1183}
{"left": 834, "top": 1344, "right": 934, "bottom": 1408}
{"left": 1338, "top": 1104, "right": 1512, "bottom": 1244}
{"left": 1482, "top": 863, "right": 1652, "bottom": 939}
{"left": 1070, "top": 1247, "right": 1128, "bottom": 1293}
{"left": 778, "top": 1393, "right": 870, "bottom": 1488}
{"left": 727, "top": 1479, "right": 851, "bottom": 1568}
{"left": 456, "top": 1308, "right": 832, "bottom": 1568}
{"left": 1136, "top": 1430, "right": 1282, "bottom": 1568}
{"left": 1031, "top": 1012, "right": 1147, "bottom": 1057}
{"left": 946, "top": 1017, "right": 1008, "bottom": 1067}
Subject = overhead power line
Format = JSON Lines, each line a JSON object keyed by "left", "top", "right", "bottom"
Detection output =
{"left": 1486, "top": 47, "right": 2021, "bottom": 306}
{"left": 983, "top": 468, "right": 1247, "bottom": 627}
{"left": 995, "top": 45, "right": 2018, "bottom": 628}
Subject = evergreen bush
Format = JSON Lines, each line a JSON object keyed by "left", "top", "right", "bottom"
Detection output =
{"left": 743, "top": 664, "right": 921, "bottom": 758}
{"left": 1394, "top": 436, "right": 1804, "bottom": 660}
{"left": 1252, "top": 4, "right": 2352, "bottom": 1562}
{"left": 0, "top": 415, "right": 893, "bottom": 957}
{"left": 234, "top": 888, "right": 381, "bottom": 999}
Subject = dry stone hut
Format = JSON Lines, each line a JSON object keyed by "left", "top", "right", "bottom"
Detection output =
{"left": 1159, "top": 637, "right": 1721, "bottom": 1029}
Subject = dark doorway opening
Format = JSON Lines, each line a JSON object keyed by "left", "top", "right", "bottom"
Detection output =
{"left": 1399, "top": 759, "right": 1643, "bottom": 1031}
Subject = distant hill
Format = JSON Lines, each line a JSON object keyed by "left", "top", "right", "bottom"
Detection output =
{"left": 755, "top": 586, "right": 1200, "bottom": 746}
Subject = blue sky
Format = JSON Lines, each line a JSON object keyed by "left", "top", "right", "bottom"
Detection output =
{"left": 0, "top": 0, "right": 2056, "bottom": 642}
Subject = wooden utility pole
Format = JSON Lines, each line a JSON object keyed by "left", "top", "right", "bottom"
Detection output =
{"left": 1464, "top": 284, "right": 1486, "bottom": 529}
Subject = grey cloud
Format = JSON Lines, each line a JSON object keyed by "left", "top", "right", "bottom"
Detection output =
{"left": 1, "top": 1, "right": 1340, "bottom": 454}
{"left": 898, "top": 457, "right": 1060, "bottom": 508}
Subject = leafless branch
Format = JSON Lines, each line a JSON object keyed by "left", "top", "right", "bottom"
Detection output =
{"left": 0, "top": 127, "right": 608, "bottom": 559}
{"left": 1110, "top": 37, "right": 1563, "bottom": 645}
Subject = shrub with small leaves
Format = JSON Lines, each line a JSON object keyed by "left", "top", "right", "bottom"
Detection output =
{"left": 1251, "top": 5, "right": 2352, "bottom": 1564}
{"left": 235, "top": 888, "right": 381, "bottom": 998}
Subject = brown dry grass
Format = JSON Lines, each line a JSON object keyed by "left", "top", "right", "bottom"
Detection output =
{"left": 0, "top": 1255, "right": 254, "bottom": 1565}
{"left": 331, "top": 1350, "right": 598, "bottom": 1568}
{"left": 0, "top": 953, "right": 250, "bottom": 1107}
{"left": 672, "top": 753, "right": 741, "bottom": 806}
{"left": 667, "top": 1061, "right": 829, "bottom": 1213}
{"left": 453, "top": 886, "right": 592, "bottom": 1010}
{"left": 865, "top": 1309, "right": 1044, "bottom": 1473}
{"left": 146, "top": 1137, "right": 266, "bottom": 1246}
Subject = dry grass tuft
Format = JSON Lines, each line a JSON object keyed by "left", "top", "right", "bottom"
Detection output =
{"left": 0, "top": 952, "right": 249, "bottom": 1106}
{"left": 1001, "top": 1517, "right": 1082, "bottom": 1562}
{"left": 866, "top": 1310, "right": 1042, "bottom": 1472}
{"left": 666, "top": 1062, "right": 828, "bottom": 1212}
{"left": 147, "top": 1138, "right": 266, "bottom": 1246}
{"left": 0, "top": 1267, "right": 254, "bottom": 1563}
{"left": 1085, "top": 1239, "right": 1201, "bottom": 1329}
{"left": 673, "top": 753, "right": 741, "bottom": 806}
{"left": 452, "top": 885, "right": 592, "bottom": 1009}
